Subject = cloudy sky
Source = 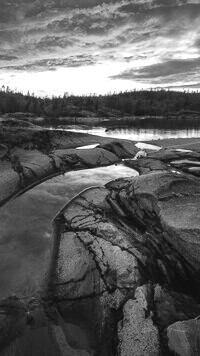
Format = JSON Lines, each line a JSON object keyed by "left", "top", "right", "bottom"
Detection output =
{"left": 0, "top": 0, "right": 200, "bottom": 96}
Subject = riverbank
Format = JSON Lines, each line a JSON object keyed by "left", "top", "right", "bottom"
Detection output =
{"left": 149, "top": 136, "right": 200, "bottom": 151}
{"left": 0, "top": 118, "right": 200, "bottom": 355}
{"left": 0, "top": 118, "right": 140, "bottom": 207}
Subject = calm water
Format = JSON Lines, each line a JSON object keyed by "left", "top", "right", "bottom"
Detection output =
{"left": 62, "top": 116, "right": 200, "bottom": 141}
{"left": 65, "top": 126, "right": 200, "bottom": 141}
{"left": 0, "top": 164, "right": 137, "bottom": 299}
{"left": 1, "top": 121, "right": 199, "bottom": 355}
{"left": 1, "top": 121, "right": 200, "bottom": 299}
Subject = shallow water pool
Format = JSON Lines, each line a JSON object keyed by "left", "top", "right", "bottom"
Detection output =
{"left": 0, "top": 164, "right": 137, "bottom": 299}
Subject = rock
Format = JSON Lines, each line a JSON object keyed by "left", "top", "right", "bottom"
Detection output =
{"left": 125, "top": 157, "right": 168, "bottom": 174}
{"left": 98, "top": 140, "right": 139, "bottom": 158}
{"left": 154, "top": 285, "right": 200, "bottom": 329}
{"left": 117, "top": 171, "right": 200, "bottom": 272}
{"left": 117, "top": 285, "right": 160, "bottom": 356}
{"left": 167, "top": 318, "right": 200, "bottom": 356}
{"left": 0, "top": 296, "right": 47, "bottom": 351}
{"left": 0, "top": 121, "right": 140, "bottom": 206}
{"left": 149, "top": 149, "right": 200, "bottom": 162}
{"left": 0, "top": 144, "right": 8, "bottom": 159}
{"left": 171, "top": 159, "right": 200, "bottom": 167}
{"left": 1, "top": 121, "right": 200, "bottom": 354}
{"left": 49, "top": 170, "right": 200, "bottom": 354}
{"left": 53, "top": 187, "right": 142, "bottom": 299}
{"left": 50, "top": 186, "right": 147, "bottom": 354}
{"left": 187, "top": 167, "right": 200, "bottom": 176}
{"left": 0, "top": 161, "right": 20, "bottom": 205}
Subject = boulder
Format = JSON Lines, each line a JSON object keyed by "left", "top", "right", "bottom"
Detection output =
{"left": 117, "top": 285, "right": 160, "bottom": 356}
{"left": 167, "top": 318, "right": 200, "bottom": 356}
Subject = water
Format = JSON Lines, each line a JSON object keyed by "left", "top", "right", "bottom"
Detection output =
{"left": 65, "top": 126, "right": 200, "bottom": 141}
{"left": 1, "top": 118, "right": 199, "bottom": 300}
{"left": 1, "top": 119, "right": 199, "bottom": 355}
{"left": 61, "top": 116, "right": 200, "bottom": 141}
{"left": 0, "top": 164, "right": 137, "bottom": 300}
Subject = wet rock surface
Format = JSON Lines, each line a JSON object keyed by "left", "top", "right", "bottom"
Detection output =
{"left": 47, "top": 169, "right": 200, "bottom": 355}
{"left": 1, "top": 119, "right": 200, "bottom": 355}
{"left": 0, "top": 119, "right": 138, "bottom": 206}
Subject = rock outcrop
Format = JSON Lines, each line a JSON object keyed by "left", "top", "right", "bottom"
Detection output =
{"left": 167, "top": 318, "right": 200, "bottom": 356}
{"left": 0, "top": 119, "right": 139, "bottom": 206}
{"left": 1, "top": 119, "right": 200, "bottom": 355}
{"left": 45, "top": 169, "right": 200, "bottom": 355}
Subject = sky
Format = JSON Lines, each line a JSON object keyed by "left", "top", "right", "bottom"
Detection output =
{"left": 0, "top": 0, "right": 200, "bottom": 96}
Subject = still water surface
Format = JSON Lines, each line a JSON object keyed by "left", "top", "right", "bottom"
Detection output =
{"left": 66, "top": 125, "right": 200, "bottom": 141}
{"left": 0, "top": 164, "right": 137, "bottom": 299}
{"left": 61, "top": 116, "right": 200, "bottom": 141}
{"left": 1, "top": 122, "right": 200, "bottom": 354}
{"left": 1, "top": 121, "right": 200, "bottom": 299}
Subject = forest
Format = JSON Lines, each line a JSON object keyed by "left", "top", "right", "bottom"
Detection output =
{"left": 0, "top": 86, "right": 200, "bottom": 118}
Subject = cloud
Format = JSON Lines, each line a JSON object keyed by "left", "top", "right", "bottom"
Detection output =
{"left": 194, "top": 37, "right": 200, "bottom": 48}
{"left": 1, "top": 0, "right": 200, "bottom": 93}
{"left": 0, "top": 54, "right": 97, "bottom": 72}
{"left": 34, "top": 35, "right": 73, "bottom": 51}
{"left": 0, "top": 55, "right": 18, "bottom": 61}
{"left": 110, "top": 58, "right": 200, "bottom": 84}
{"left": 158, "top": 82, "right": 200, "bottom": 90}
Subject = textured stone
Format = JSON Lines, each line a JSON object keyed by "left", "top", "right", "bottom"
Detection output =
{"left": 0, "top": 121, "right": 139, "bottom": 205}
{"left": 167, "top": 318, "right": 200, "bottom": 356}
{"left": 154, "top": 285, "right": 200, "bottom": 329}
{"left": 118, "top": 286, "right": 160, "bottom": 356}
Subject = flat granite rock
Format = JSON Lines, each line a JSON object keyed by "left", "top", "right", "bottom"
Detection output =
{"left": 48, "top": 169, "right": 200, "bottom": 355}
{"left": 115, "top": 171, "right": 200, "bottom": 271}
{"left": 0, "top": 121, "right": 140, "bottom": 206}
{"left": 1, "top": 121, "right": 200, "bottom": 355}
{"left": 98, "top": 140, "right": 138, "bottom": 158}
{"left": 149, "top": 149, "right": 200, "bottom": 162}
{"left": 124, "top": 157, "right": 168, "bottom": 174}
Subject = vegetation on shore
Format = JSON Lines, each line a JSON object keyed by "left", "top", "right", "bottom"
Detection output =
{"left": 1, "top": 86, "right": 200, "bottom": 118}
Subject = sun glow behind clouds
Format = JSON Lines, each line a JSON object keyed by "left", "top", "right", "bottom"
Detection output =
{"left": 1, "top": 0, "right": 200, "bottom": 95}
{"left": 1, "top": 62, "right": 146, "bottom": 96}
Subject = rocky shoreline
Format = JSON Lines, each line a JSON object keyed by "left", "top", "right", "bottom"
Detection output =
{"left": 0, "top": 118, "right": 200, "bottom": 355}
{"left": 0, "top": 118, "right": 140, "bottom": 207}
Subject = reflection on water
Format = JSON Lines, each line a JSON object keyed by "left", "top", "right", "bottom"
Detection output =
{"left": 135, "top": 142, "right": 161, "bottom": 150}
{"left": 0, "top": 164, "right": 137, "bottom": 299}
{"left": 76, "top": 144, "right": 98, "bottom": 149}
{"left": 62, "top": 116, "right": 200, "bottom": 141}
{"left": 66, "top": 126, "right": 200, "bottom": 141}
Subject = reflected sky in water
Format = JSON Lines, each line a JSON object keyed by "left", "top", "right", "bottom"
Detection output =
{"left": 0, "top": 164, "right": 137, "bottom": 299}
{"left": 66, "top": 126, "right": 200, "bottom": 141}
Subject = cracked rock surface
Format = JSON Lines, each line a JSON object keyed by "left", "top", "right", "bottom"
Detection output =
{"left": 1, "top": 119, "right": 200, "bottom": 355}
{"left": 47, "top": 168, "right": 200, "bottom": 355}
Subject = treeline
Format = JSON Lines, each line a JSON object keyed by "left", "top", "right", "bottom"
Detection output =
{"left": 1, "top": 86, "right": 200, "bottom": 117}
